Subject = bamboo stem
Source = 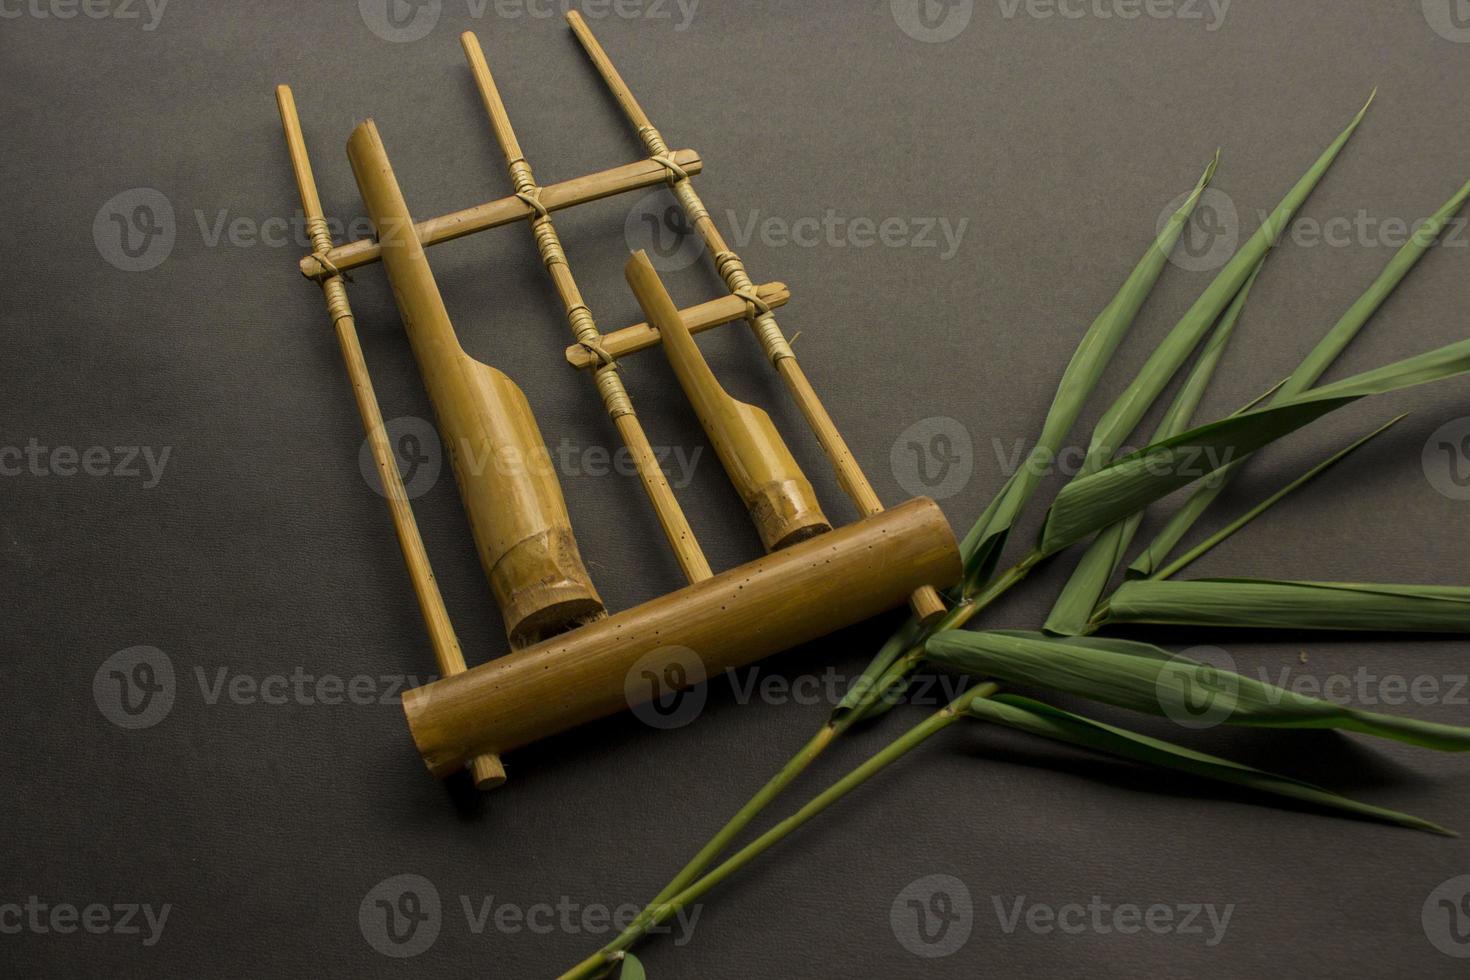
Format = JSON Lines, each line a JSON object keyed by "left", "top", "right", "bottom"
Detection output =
{"left": 564, "top": 11, "right": 945, "bottom": 623}
{"left": 275, "top": 86, "right": 504, "bottom": 789}
{"left": 565, "top": 281, "right": 791, "bottom": 369}
{"left": 460, "top": 30, "right": 712, "bottom": 584}
{"left": 560, "top": 683, "right": 1000, "bottom": 980}
{"left": 297, "top": 149, "right": 704, "bottom": 279}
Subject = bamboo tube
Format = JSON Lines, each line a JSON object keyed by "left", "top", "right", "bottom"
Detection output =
{"left": 565, "top": 281, "right": 790, "bottom": 369}
{"left": 565, "top": 12, "right": 947, "bottom": 622}
{"left": 275, "top": 86, "right": 504, "bottom": 789}
{"left": 347, "top": 119, "right": 607, "bottom": 649}
{"left": 459, "top": 30, "right": 711, "bottom": 584}
{"left": 625, "top": 251, "right": 829, "bottom": 551}
{"left": 298, "top": 149, "right": 703, "bottom": 279}
{"left": 402, "top": 497, "right": 961, "bottom": 778}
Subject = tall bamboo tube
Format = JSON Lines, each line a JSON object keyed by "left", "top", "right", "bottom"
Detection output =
{"left": 298, "top": 149, "right": 704, "bottom": 279}
{"left": 275, "top": 87, "right": 504, "bottom": 789}
{"left": 625, "top": 251, "right": 829, "bottom": 550}
{"left": 565, "top": 12, "right": 947, "bottom": 621}
{"left": 459, "top": 30, "right": 711, "bottom": 584}
{"left": 402, "top": 498, "right": 961, "bottom": 778}
{"left": 347, "top": 119, "right": 607, "bottom": 650}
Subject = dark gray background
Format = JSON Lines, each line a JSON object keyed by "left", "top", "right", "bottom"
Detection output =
{"left": 4, "top": 0, "right": 1470, "bottom": 976}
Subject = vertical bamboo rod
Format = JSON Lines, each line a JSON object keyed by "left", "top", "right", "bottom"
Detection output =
{"left": 459, "top": 30, "right": 712, "bottom": 584}
{"left": 562, "top": 14, "right": 947, "bottom": 622}
{"left": 274, "top": 85, "right": 505, "bottom": 789}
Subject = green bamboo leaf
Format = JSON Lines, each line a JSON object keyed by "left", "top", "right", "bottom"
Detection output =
{"left": 1148, "top": 415, "right": 1404, "bottom": 580}
{"left": 964, "top": 694, "right": 1454, "bottom": 835}
{"left": 958, "top": 154, "right": 1220, "bottom": 587}
{"left": 1079, "top": 92, "right": 1375, "bottom": 474}
{"left": 1043, "top": 258, "right": 1267, "bottom": 635}
{"left": 927, "top": 629, "right": 1470, "bottom": 751}
{"left": 1127, "top": 176, "right": 1470, "bottom": 578}
{"left": 1037, "top": 336, "right": 1470, "bottom": 556}
{"left": 619, "top": 952, "right": 647, "bottom": 980}
{"left": 1103, "top": 578, "right": 1470, "bottom": 633}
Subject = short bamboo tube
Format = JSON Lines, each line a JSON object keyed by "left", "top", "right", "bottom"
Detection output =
{"left": 564, "top": 281, "right": 790, "bottom": 370}
{"left": 347, "top": 119, "right": 607, "bottom": 649}
{"left": 565, "top": 12, "right": 946, "bottom": 622}
{"left": 460, "top": 30, "right": 711, "bottom": 584}
{"left": 625, "top": 251, "right": 830, "bottom": 551}
{"left": 402, "top": 497, "right": 961, "bottom": 778}
{"left": 275, "top": 87, "right": 504, "bottom": 789}
{"left": 299, "top": 149, "right": 703, "bottom": 280}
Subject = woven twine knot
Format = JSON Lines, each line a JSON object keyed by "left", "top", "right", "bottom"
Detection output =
{"left": 733, "top": 285, "right": 771, "bottom": 317}
{"left": 515, "top": 185, "right": 549, "bottom": 220}
{"left": 303, "top": 217, "right": 351, "bottom": 282}
{"left": 650, "top": 153, "right": 688, "bottom": 182}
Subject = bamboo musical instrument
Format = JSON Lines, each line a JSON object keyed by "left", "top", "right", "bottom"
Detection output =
{"left": 274, "top": 86, "right": 505, "bottom": 789}
{"left": 565, "top": 11, "right": 946, "bottom": 621}
{"left": 625, "top": 251, "right": 830, "bottom": 550}
{"left": 347, "top": 119, "right": 607, "bottom": 649}
{"left": 460, "top": 30, "right": 711, "bottom": 582}
{"left": 276, "top": 27, "right": 965, "bottom": 788}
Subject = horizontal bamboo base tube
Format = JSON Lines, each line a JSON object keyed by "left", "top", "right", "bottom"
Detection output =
{"left": 565, "top": 281, "right": 791, "bottom": 369}
{"left": 401, "top": 497, "right": 960, "bottom": 779}
{"left": 298, "top": 149, "right": 703, "bottom": 279}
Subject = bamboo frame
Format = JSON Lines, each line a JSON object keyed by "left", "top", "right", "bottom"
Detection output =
{"left": 460, "top": 30, "right": 711, "bottom": 583}
{"left": 565, "top": 11, "right": 947, "bottom": 622}
{"left": 274, "top": 86, "right": 505, "bottom": 789}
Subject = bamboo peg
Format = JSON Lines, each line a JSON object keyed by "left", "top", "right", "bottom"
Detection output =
{"left": 347, "top": 118, "right": 607, "bottom": 649}
{"left": 564, "top": 12, "right": 947, "bottom": 623}
{"left": 460, "top": 29, "right": 712, "bottom": 584}
{"left": 625, "top": 251, "right": 830, "bottom": 551}
{"left": 565, "top": 281, "right": 791, "bottom": 370}
{"left": 297, "top": 149, "right": 704, "bottom": 280}
{"left": 274, "top": 86, "right": 504, "bottom": 789}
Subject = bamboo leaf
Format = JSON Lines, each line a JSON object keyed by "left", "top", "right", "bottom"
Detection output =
{"left": 1127, "top": 176, "right": 1470, "bottom": 577}
{"left": 964, "top": 694, "right": 1454, "bottom": 835}
{"left": 1104, "top": 578, "right": 1470, "bottom": 633}
{"left": 927, "top": 629, "right": 1470, "bottom": 751}
{"left": 619, "top": 952, "right": 647, "bottom": 980}
{"left": 1079, "top": 92, "right": 1375, "bottom": 474}
{"left": 958, "top": 154, "right": 1220, "bottom": 587}
{"left": 1037, "top": 336, "right": 1470, "bottom": 556}
{"left": 1043, "top": 258, "right": 1267, "bottom": 635}
{"left": 1148, "top": 415, "right": 1404, "bottom": 580}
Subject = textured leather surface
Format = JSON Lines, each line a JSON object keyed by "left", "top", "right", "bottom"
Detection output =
{"left": 4, "top": 2, "right": 1470, "bottom": 976}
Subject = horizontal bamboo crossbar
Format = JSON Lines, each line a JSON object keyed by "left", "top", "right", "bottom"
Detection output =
{"left": 402, "top": 497, "right": 961, "bottom": 777}
{"left": 565, "top": 280, "right": 791, "bottom": 369}
{"left": 297, "top": 148, "right": 704, "bottom": 279}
